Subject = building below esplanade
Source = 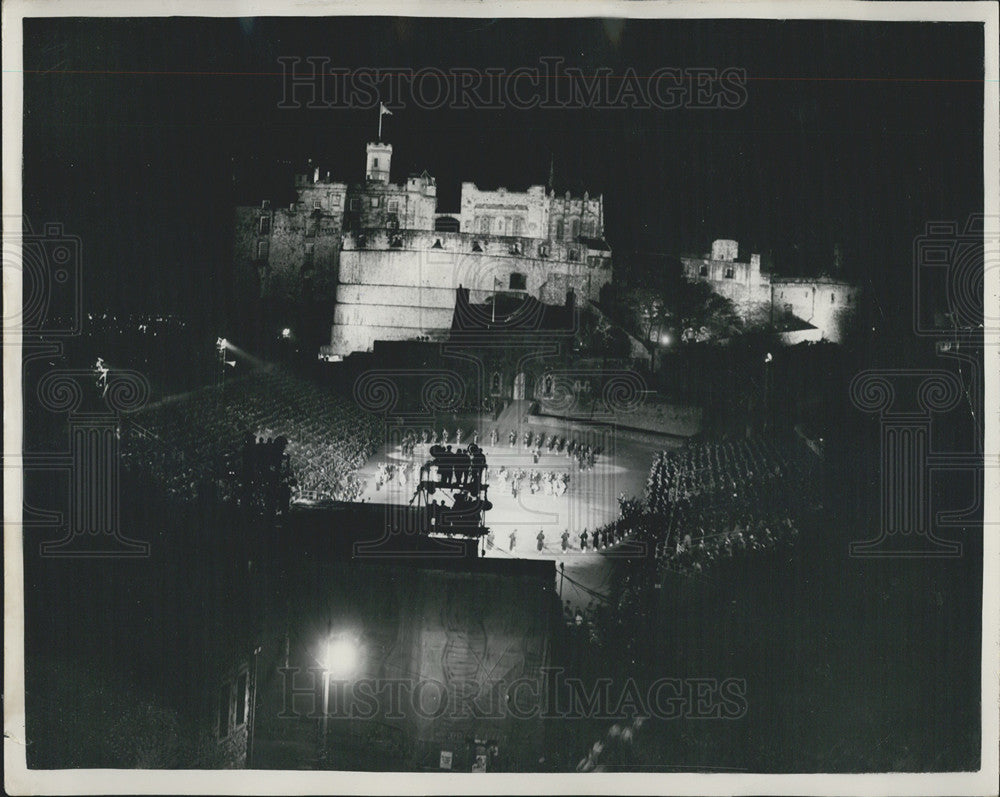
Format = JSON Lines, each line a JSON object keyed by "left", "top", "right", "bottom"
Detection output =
{"left": 234, "top": 141, "right": 612, "bottom": 360}
{"left": 681, "top": 239, "right": 860, "bottom": 343}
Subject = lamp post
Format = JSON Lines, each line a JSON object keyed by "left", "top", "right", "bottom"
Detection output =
{"left": 319, "top": 634, "right": 360, "bottom": 758}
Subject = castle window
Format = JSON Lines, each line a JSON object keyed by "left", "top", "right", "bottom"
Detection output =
{"left": 571, "top": 219, "right": 580, "bottom": 239}
{"left": 582, "top": 220, "right": 594, "bottom": 237}
{"left": 350, "top": 198, "right": 360, "bottom": 211}
{"left": 303, "top": 242, "right": 314, "bottom": 267}
{"left": 513, "top": 218, "right": 523, "bottom": 236}
{"left": 373, "top": 157, "right": 379, "bottom": 168}
{"left": 391, "top": 235, "right": 403, "bottom": 248}
{"left": 538, "top": 244, "right": 550, "bottom": 258}
{"left": 509, "top": 272, "right": 527, "bottom": 290}
{"left": 258, "top": 217, "right": 270, "bottom": 235}
{"left": 261, "top": 199, "right": 270, "bottom": 210}
{"left": 256, "top": 240, "right": 269, "bottom": 260}
{"left": 724, "top": 267, "right": 734, "bottom": 279}
{"left": 556, "top": 219, "right": 565, "bottom": 239}
{"left": 568, "top": 249, "right": 579, "bottom": 262}
{"left": 371, "top": 196, "right": 380, "bottom": 207}
{"left": 388, "top": 200, "right": 399, "bottom": 214}
{"left": 699, "top": 265, "right": 708, "bottom": 277}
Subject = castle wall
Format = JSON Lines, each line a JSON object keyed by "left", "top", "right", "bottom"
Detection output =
{"left": 458, "top": 184, "right": 606, "bottom": 243}
{"left": 548, "top": 192, "right": 604, "bottom": 241}
{"left": 771, "top": 278, "right": 859, "bottom": 343}
{"left": 325, "top": 230, "right": 612, "bottom": 358}
{"left": 459, "top": 183, "right": 549, "bottom": 238}
{"left": 683, "top": 240, "right": 860, "bottom": 342}
{"left": 346, "top": 179, "right": 437, "bottom": 231}
{"left": 234, "top": 197, "right": 343, "bottom": 303}
{"left": 681, "top": 253, "right": 772, "bottom": 321}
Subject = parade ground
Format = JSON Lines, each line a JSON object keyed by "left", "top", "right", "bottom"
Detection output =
{"left": 353, "top": 420, "right": 682, "bottom": 608}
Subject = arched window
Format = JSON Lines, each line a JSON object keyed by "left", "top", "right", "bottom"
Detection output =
{"left": 699, "top": 265, "right": 708, "bottom": 277}
{"left": 724, "top": 267, "right": 734, "bottom": 279}
{"left": 556, "top": 219, "right": 564, "bottom": 239}
{"left": 571, "top": 219, "right": 580, "bottom": 239}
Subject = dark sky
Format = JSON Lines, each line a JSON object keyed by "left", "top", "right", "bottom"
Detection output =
{"left": 22, "top": 17, "right": 985, "bottom": 329}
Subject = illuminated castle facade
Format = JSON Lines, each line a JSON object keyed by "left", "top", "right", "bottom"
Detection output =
{"left": 234, "top": 142, "right": 612, "bottom": 359}
{"left": 682, "top": 239, "right": 860, "bottom": 343}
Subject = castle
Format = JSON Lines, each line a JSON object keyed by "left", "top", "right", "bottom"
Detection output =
{"left": 234, "top": 141, "right": 612, "bottom": 360}
{"left": 234, "top": 143, "right": 858, "bottom": 355}
{"left": 681, "top": 239, "right": 860, "bottom": 343}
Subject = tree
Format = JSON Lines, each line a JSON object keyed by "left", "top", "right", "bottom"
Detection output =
{"left": 605, "top": 252, "right": 740, "bottom": 348}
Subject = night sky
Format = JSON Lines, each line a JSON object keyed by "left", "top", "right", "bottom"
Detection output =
{"left": 22, "top": 17, "right": 984, "bottom": 333}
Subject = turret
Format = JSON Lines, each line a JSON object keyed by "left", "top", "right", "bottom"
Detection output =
{"left": 365, "top": 142, "right": 392, "bottom": 183}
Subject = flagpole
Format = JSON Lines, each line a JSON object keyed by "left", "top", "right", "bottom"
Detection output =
{"left": 378, "top": 104, "right": 382, "bottom": 141}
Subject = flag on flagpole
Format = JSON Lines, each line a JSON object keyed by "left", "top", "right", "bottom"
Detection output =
{"left": 378, "top": 103, "right": 392, "bottom": 139}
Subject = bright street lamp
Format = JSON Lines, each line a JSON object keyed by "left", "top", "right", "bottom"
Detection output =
{"left": 319, "top": 635, "right": 361, "bottom": 755}
{"left": 321, "top": 636, "right": 359, "bottom": 680}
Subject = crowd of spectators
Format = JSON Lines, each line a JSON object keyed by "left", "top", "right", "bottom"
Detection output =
{"left": 639, "top": 436, "right": 818, "bottom": 578}
{"left": 121, "top": 371, "right": 384, "bottom": 505}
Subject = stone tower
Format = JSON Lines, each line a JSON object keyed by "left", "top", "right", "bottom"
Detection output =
{"left": 365, "top": 142, "right": 392, "bottom": 183}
